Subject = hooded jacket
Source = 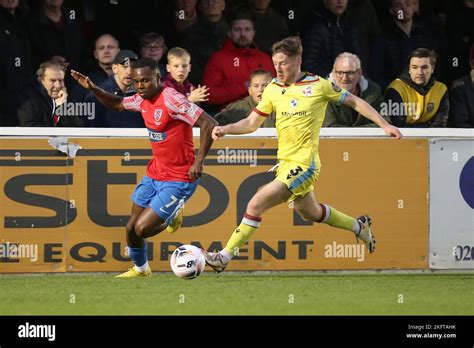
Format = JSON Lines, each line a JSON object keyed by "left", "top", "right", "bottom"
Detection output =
{"left": 202, "top": 38, "right": 275, "bottom": 106}
{"left": 385, "top": 71, "right": 448, "bottom": 127}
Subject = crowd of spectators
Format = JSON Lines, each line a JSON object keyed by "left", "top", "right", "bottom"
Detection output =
{"left": 0, "top": 0, "right": 472, "bottom": 128}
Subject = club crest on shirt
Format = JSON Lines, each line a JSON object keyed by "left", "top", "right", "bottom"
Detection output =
{"left": 427, "top": 102, "right": 435, "bottom": 113}
{"left": 289, "top": 99, "right": 298, "bottom": 108}
{"left": 154, "top": 109, "right": 163, "bottom": 125}
{"left": 302, "top": 86, "right": 313, "bottom": 96}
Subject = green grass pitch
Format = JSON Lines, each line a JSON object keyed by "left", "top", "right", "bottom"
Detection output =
{"left": 0, "top": 273, "right": 473, "bottom": 315}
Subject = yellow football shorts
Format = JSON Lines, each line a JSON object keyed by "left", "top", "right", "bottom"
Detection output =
{"left": 274, "top": 160, "right": 320, "bottom": 202}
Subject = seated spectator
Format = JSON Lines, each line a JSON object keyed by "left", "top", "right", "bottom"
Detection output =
{"left": 324, "top": 52, "right": 387, "bottom": 127}
{"left": 162, "top": 47, "right": 209, "bottom": 103}
{"left": 181, "top": 0, "right": 229, "bottom": 84}
{"left": 301, "top": 0, "right": 359, "bottom": 78}
{"left": 250, "top": 0, "right": 289, "bottom": 55}
{"left": 87, "top": 33, "right": 120, "bottom": 85}
{"left": 449, "top": 45, "right": 474, "bottom": 127}
{"left": 0, "top": 0, "right": 32, "bottom": 126}
{"left": 85, "top": 50, "right": 144, "bottom": 128}
{"left": 369, "top": 0, "right": 447, "bottom": 90}
{"left": 385, "top": 48, "right": 448, "bottom": 127}
{"left": 215, "top": 69, "right": 275, "bottom": 126}
{"left": 18, "top": 60, "right": 82, "bottom": 127}
{"left": 202, "top": 9, "right": 275, "bottom": 107}
{"left": 138, "top": 32, "right": 168, "bottom": 78}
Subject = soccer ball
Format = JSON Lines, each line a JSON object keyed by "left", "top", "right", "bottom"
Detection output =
{"left": 170, "top": 244, "right": 206, "bottom": 280}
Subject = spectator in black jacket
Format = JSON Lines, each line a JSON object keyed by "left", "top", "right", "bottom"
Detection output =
{"left": 181, "top": 0, "right": 228, "bottom": 84}
{"left": 27, "top": 0, "right": 88, "bottom": 72}
{"left": 369, "top": 0, "right": 447, "bottom": 90}
{"left": 0, "top": 0, "right": 32, "bottom": 126}
{"left": 449, "top": 44, "right": 474, "bottom": 128}
{"left": 301, "top": 0, "right": 359, "bottom": 78}
{"left": 87, "top": 33, "right": 120, "bottom": 86}
{"left": 18, "top": 60, "right": 83, "bottom": 127}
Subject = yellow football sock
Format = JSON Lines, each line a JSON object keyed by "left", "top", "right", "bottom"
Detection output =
{"left": 223, "top": 213, "right": 262, "bottom": 255}
{"left": 319, "top": 204, "right": 360, "bottom": 233}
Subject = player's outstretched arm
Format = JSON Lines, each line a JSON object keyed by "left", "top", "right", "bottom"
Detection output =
{"left": 212, "top": 111, "right": 266, "bottom": 140}
{"left": 343, "top": 93, "right": 402, "bottom": 139}
{"left": 71, "top": 70, "right": 125, "bottom": 111}
{"left": 189, "top": 113, "right": 218, "bottom": 181}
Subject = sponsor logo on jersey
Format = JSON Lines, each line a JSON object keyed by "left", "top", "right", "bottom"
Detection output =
{"left": 289, "top": 99, "right": 298, "bottom": 108}
{"left": 148, "top": 129, "right": 167, "bottom": 142}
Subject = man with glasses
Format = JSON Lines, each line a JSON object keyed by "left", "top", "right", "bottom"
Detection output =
{"left": 324, "top": 52, "right": 388, "bottom": 127}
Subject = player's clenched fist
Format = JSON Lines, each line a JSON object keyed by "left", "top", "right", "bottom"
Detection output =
{"left": 212, "top": 125, "right": 227, "bottom": 140}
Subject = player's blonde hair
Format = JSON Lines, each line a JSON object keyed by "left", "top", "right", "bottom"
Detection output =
{"left": 167, "top": 47, "right": 191, "bottom": 62}
{"left": 271, "top": 36, "right": 303, "bottom": 57}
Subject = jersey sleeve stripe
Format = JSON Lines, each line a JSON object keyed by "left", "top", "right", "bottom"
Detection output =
{"left": 253, "top": 108, "right": 269, "bottom": 117}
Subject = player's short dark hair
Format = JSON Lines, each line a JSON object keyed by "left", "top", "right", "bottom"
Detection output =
{"left": 408, "top": 48, "right": 437, "bottom": 67}
{"left": 36, "top": 60, "right": 65, "bottom": 80}
{"left": 133, "top": 57, "right": 160, "bottom": 72}
{"left": 249, "top": 69, "right": 272, "bottom": 81}
{"left": 271, "top": 36, "right": 303, "bottom": 57}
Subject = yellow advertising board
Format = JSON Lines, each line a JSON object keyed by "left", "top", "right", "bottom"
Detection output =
{"left": 0, "top": 137, "right": 429, "bottom": 272}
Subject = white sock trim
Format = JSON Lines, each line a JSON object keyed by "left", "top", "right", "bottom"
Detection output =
{"left": 242, "top": 217, "right": 261, "bottom": 228}
{"left": 135, "top": 261, "right": 149, "bottom": 273}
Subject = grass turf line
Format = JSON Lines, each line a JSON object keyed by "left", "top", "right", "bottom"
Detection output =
{"left": 0, "top": 273, "right": 472, "bottom": 315}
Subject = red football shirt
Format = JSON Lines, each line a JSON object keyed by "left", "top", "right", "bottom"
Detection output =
{"left": 123, "top": 87, "right": 203, "bottom": 182}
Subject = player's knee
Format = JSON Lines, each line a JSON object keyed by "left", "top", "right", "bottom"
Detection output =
{"left": 133, "top": 220, "right": 148, "bottom": 238}
{"left": 296, "top": 206, "right": 323, "bottom": 222}
{"left": 246, "top": 199, "right": 262, "bottom": 216}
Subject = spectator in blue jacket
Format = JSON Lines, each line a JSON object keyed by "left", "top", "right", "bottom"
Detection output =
{"left": 85, "top": 50, "right": 144, "bottom": 128}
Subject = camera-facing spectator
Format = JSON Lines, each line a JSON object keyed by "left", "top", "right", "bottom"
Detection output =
{"left": 202, "top": 9, "right": 274, "bottom": 107}
{"left": 0, "top": 0, "right": 32, "bottom": 126}
{"left": 139, "top": 32, "right": 168, "bottom": 78}
{"left": 87, "top": 33, "right": 120, "bottom": 85}
{"left": 18, "top": 60, "right": 82, "bottom": 127}
{"left": 160, "top": 0, "right": 198, "bottom": 49}
{"left": 302, "top": 0, "right": 359, "bottom": 78}
{"left": 385, "top": 48, "right": 448, "bottom": 127}
{"left": 449, "top": 44, "right": 474, "bottom": 127}
{"left": 215, "top": 69, "right": 275, "bottom": 126}
{"left": 181, "top": 0, "right": 229, "bottom": 85}
{"left": 85, "top": 50, "right": 144, "bottom": 128}
{"left": 28, "top": 0, "right": 88, "bottom": 71}
{"left": 324, "top": 52, "right": 387, "bottom": 127}
{"left": 162, "top": 47, "right": 209, "bottom": 104}
{"left": 369, "top": 0, "right": 447, "bottom": 90}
